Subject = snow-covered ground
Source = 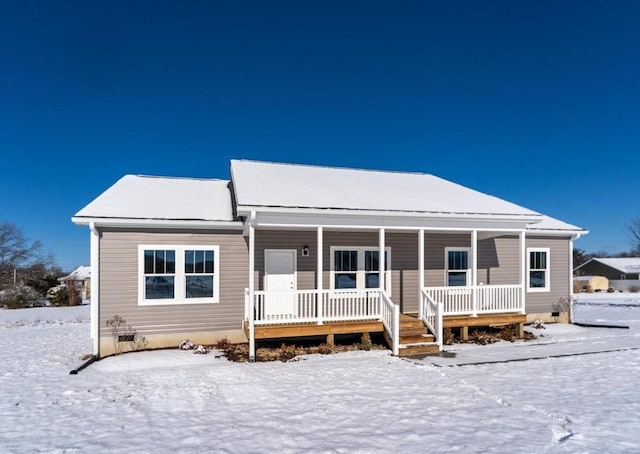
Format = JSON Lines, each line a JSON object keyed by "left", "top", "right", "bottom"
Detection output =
{"left": 1, "top": 295, "right": 639, "bottom": 453}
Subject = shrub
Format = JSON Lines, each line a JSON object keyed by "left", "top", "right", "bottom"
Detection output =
{"left": 359, "top": 332, "right": 372, "bottom": 351}
{"left": 317, "top": 343, "right": 334, "bottom": 354}
{"left": 178, "top": 339, "right": 195, "bottom": 350}
{"left": 106, "top": 315, "right": 148, "bottom": 355}
{"left": 531, "top": 319, "right": 546, "bottom": 329}
{"left": 628, "top": 285, "right": 640, "bottom": 293}
{"left": 499, "top": 325, "right": 516, "bottom": 342}
{"left": 193, "top": 345, "right": 209, "bottom": 354}
{"left": 278, "top": 343, "right": 297, "bottom": 361}
{"left": 469, "top": 330, "right": 495, "bottom": 345}
{"left": 0, "top": 285, "right": 43, "bottom": 309}
{"left": 443, "top": 328, "right": 455, "bottom": 345}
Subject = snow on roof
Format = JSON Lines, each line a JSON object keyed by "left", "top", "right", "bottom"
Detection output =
{"left": 74, "top": 175, "right": 234, "bottom": 222}
{"left": 230, "top": 160, "right": 540, "bottom": 217}
{"left": 591, "top": 257, "right": 640, "bottom": 274}
{"left": 526, "top": 215, "right": 585, "bottom": 232}
{"left": 59, "top": 265, "right": 91, "bottom": 281}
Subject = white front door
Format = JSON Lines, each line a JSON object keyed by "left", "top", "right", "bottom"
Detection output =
{"left": 264, "top": 249, "right": 297, "bottom": 317}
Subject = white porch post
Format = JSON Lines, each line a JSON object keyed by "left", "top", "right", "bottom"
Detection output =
{"left": 519, "top": 230, "right": 526, "bottom": 314}
{"left": 568, "top": 236, "right": 574, "bottom": 323}
{"left": 471, "top": 230, "right": 478, "bottom": 317}
{"left": 248, "top": 212, "right": 256, "bottom": 362}
{"left": 418, "top": 229, "right": 425, "bottom": 320}
{"left": 379, "top": 228, "right": 385, "bottom": 291}
{"left": 89, "top": 222, "right": 100, "bottom": 357}
{"left": 317, "top": 226, "right": 323, "bottom": 325}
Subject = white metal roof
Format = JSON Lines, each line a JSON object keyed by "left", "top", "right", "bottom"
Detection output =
{"left": 526, "top": 216, "right": 584, "bottom": 232}
{"left": 74, "top": 175, "right": 235, "bottom": 222}
{"left": 231, "top": 160, "right": 541, "bottom": 218}
{"left": 590, "top": 258, "right": 640, "bottom": 274}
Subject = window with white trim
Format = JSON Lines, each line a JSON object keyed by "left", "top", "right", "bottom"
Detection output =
{"left": 330, "top": 247, "right": 391, "bottom": 293}
{"left": 527, "top": 247, "right": 550, "bottom": 292}
{"left": 445, "top": 247, "right": 470, "bottom": 287}
{"left": 139, "top": 245, "right": 220, "bottom": 305}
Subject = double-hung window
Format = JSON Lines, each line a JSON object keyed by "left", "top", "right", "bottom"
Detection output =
{"left": 527, "top": 247, "right": 550, "bottom": 292}
{"left": 445, "top": 248, "right": 470, "bottom": 287}
{"left": 331, "top": 247, "right": 391, "bottom": 293}
{"left": 139, "top": 245, "right": 220, "bottom": 305}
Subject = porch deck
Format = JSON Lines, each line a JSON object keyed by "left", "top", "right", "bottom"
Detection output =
{"left": 245, "top": 286, "right": 527, "bottom": 357}
{"left": 243, "top": 312, "right": 527, "bottom": 355}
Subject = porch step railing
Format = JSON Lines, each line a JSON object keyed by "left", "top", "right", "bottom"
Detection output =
{"left": 419, "top": 289, "right": 443, "bottom": 349}
{"left": 246, "top": 288, "right": 400, "bottom": 355}
{"left": 423, "top": 284, "right": 523, "bottom": 316}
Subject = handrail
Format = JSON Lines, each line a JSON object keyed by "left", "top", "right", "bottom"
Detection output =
{"left": 423, "top": 284, "right": 523, "bottom": 316}
{"left": 420, "top": 288, "right": 443, "bottom": 349}
{"left": 379, "top": 290, "right": 399, "bottom": 356}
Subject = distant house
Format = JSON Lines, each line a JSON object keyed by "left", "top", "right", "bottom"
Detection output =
{"left": 574, "top": 258, "right": 640, "bottom": 281}
{"left": 58, "top": 265, "right": 91, "bottom": 300}
{"left": 72, "top": 160, "right": 587, "bottom": 360}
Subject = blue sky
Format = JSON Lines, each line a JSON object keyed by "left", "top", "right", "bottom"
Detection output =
{"left": 1, "top": 0, "right": 638, "bottom": 271}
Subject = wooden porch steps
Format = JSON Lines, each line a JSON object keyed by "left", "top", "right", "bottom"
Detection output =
{"left": 396, "top": 314, "right": 439, "bottom": 357}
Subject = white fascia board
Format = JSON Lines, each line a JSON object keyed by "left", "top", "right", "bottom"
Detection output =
{"left": 251, "top": 211, "right": 533, "bottom": 231}
{"left": 236, "top": 204, "right": 541, "bottom": 223}
{"left": 526, "top": 229, "right": 589, "bottom": 238}
{"left": 72, "top": 217, "right": 243, "bottom": 230}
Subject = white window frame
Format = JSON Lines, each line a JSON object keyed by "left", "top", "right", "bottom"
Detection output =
{"left": 527, "top": 247, "right": 550, "bottom": 293}
{"left": 138, "top": 244, "right": 220, "bottom": 305}
{"left": 444, "top": 247, "right": 471, "bottom": 287}
{"left": 329, "top": 246, "right": 392, "bottom": 294}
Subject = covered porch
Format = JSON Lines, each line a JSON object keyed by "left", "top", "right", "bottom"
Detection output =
{"left": 244, "top": 219, "right": 529, "bottom": 359}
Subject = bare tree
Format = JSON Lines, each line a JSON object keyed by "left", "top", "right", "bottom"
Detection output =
{"left": 628, "top": 217, "right": 640, "bottom": 255}
{"left": 0, "top": 222, "right": 42, "bottom": 289}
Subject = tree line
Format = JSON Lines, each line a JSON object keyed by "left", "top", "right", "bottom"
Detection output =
{"left": 0, "top": 221, "right": 79, "bottom": 308}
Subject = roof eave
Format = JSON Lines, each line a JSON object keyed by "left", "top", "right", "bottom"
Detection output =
{"left": 235, "top": 204, "right": 542, "bottom": 223}
{"left": 526, "top": 228, "right": 589, "bottom": 238}
{"left": 72, "top": 216, "right": 243, "bottom": 230}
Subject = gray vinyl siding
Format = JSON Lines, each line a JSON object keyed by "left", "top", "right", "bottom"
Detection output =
{"left": 98, "top": 228, "right": 248, "bottom": 337}
{"left": 255, "top": 230, "right": 318, "bottom": 291}
{"left": 253, "top": 230, "right": 531, "bottom": 314}
{"left": 525, "top": 236, "right": 571, "bottom": 313}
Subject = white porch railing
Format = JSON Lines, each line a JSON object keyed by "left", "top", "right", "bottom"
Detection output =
{"left": 420, "top": 289, "right": 443, "bottom": 349}
{"left": 246, "top": 288, "right": 400, "bottom": 355}
{"left": 423, "top": 285, "right": 523, "bottom": 316}
{"left": 380, "top": 290, "right": 399, "bottom": 356}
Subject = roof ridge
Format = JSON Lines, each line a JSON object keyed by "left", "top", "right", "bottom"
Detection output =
{"left": 130, "top": 174, "right": 229, "bottom": 182}
{"left": 232, "top": 159, "right": 431, "bottom": 176}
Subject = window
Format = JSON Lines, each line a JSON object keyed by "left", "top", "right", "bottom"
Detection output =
{"left": 445, "top": 248, "right": 470, "bottom": 287}
{"left": 365, "top": 250, "right": 389, "bottom": 288}
{"left": 330, "top": 247, "right": 391, "bottom": 293}
{"left": 527, "top": 247, "right": 550, "bottom": 292}
{"left": 334, "top": 250, "right": 357, "bottom": 289}
{"left": 143, "top": 249, "right": 175, "bottom": 299}
{"left": 139, "top": 245, "right": 220, "bottom": 305}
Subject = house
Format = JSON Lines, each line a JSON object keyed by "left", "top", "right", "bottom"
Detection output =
{"left": 72, "top": 160, "right": 587, "bottom": 360}
{"left": 574, "top": 257, "right": 640, "bottom": 280}
{"left": 58, "top": 265, "right": 91, "bottom": 300}
{"left": 574, "top": 257, "right": 640, "bottom": 291}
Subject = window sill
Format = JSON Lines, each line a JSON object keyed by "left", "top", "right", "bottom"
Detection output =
{"left": 527, "top": 288, "right": 550, "bottom": 293}
{"left": 138, "top": 298, "right": 219, "bottom": 306}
